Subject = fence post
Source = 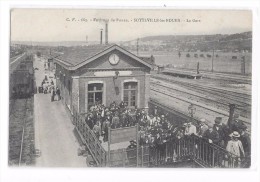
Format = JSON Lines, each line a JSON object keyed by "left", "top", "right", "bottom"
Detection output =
{"left": 141, "top": 146, "right": 144, "bottom": 167}
{"left": 165, "top": 143, "right": 168, "bottom": 162}
{"left": 94, "top": 134, "right": 97, "bottom": 160}
{"left": 107, "top": 127, "right": 111, "bottom": 167}
{"left": 123, "top": 149, "right": 126, "bottom": 167}
{"left": 98, "top": 145, "right": 103, "bottom": 167}
{"left": 212, "top": 148, "right": 215, "bottom": 167}
{"left": 136, "top": 124, "right": 139, "bottom": 167}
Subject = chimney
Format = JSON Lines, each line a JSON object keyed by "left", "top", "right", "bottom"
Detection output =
{"left": 100, "top": 29, "right": 103, "bottom": 45}
{"left": 105, "top": 22, "right": 108, "bottom": 45}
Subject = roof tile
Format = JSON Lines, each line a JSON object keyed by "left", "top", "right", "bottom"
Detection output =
{"left": 54, "top": 44, "right": 114, "bottom": 66}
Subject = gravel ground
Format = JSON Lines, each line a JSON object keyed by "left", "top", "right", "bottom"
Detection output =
{"left": 9, "top": 97, "right": 35, "bottom": 166}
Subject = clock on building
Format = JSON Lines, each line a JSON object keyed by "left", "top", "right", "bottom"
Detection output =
{"left": 109, "top": 54, "right": 120, "bottom": 65}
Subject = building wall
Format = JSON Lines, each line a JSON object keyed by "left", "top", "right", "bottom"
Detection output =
{"left": 71, "top": 77, "right": 79, "bottom": 114}
{"left": 55, "top": 48, "right": 151, "bottom": 114}
{"left": 144, "top": 73, "right": 151, "bottom": 110}
{"left": 83, "top": 49, "right": 148, "bottom": 69}
{"left": 55, "top": 64, "right": 73, "bottom": 110}
{"left": 78, "top": 75, "right": 146, "bottom": 113}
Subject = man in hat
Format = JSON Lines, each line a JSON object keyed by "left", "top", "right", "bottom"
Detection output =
{"left": 201, "top": 127, "right": 220, "bottom": 166}
{"left": 213, "top": 117, "right": 230, "bottom": 147}
{"left": 203, "top": 128, "right": 220, "bottom": 144}
{"left": 161, "top": 115, "right": 168, "bottom": 130}
{"left": 85, "top": 113, "right": 94, "bottom": 130}
{"left": 102, "top": 118, "right": 110, "bottom": 142}
{"left": 56, "top": 87, "right": 61, "bottom": 101}
{"left": 230, "top": 113, "right": 247, "bottom": 133}
{"left": 93, "top": 120, "right": 102, "bottom": 140}
{"left": 226, "top": 131, "right": 245, "bottom": 167}
{"left": 51, "top": 87, "right": 55, "bottom": 102}
{"left": 239, "top": 125, "right": 251, "bottom": 167}
{"left": 197, "top": 118, "right": 209, "bottom": 137}
{"left": 111, "top": 112, "right": 120, "bottom": 129}
{"left": 119, "top": 100, "right": 126, "bottom": 109}
{"left": 126, "top": 140, "right": 137, "bottom": 165}
{"left": 127, "top": 140, "right": 137, "bottom": 149}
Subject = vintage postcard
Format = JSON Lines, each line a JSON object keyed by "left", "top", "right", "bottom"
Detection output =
{"left": 9, "top": 9, "right": 252, "bottom": 168}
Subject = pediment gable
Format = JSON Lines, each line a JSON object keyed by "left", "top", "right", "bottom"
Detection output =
{"left": 54, "top": 44, "right": 152, "bottom": 71}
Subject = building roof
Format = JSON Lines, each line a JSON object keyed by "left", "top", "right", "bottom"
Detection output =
{"left": 52, "top": 44, "right": 153, "bottom": 70}
{"left": 139, "top": 56, "right": 156, "bottom": 66}
{"left": 54, "top": 44, "right": 112, "bottom": 66}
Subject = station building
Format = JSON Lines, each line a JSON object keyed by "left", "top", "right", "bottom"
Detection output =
{"left": 53, "top": 44, "right": 152, "bottom": 115}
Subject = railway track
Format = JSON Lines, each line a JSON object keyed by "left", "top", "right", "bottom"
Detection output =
{"left": 151, "top": 81, "right": 251, "bottom": 118}
{"left": 149, "top": 98, "right": 251, "bottom": 134}
{"left": 152, "top": 74, "right": 251, "bottom": 106}
{"left": 150, "top": 87, "right": 250, "bottom": 125}
{"left": 9, "top": 98, "right": 35, "bottom": 166}
{"left": 163, "top": 68, "right": 251, "bottom": 84}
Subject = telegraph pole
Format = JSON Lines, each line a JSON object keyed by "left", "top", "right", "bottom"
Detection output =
{"left": 137, "top": 38, "right": 139, "bottom": 56}
{"left": 211, "top": 48, "right": 214, "bottom": 72}
{"left": 241, "top": 56, "right": 246, "bottom": 75}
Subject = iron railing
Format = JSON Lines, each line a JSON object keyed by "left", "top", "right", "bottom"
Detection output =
{"left": 73, "top": 113, "right": 250, "bottom": 168}
{"left": 74, "top": 114, "right": 106, "bottom": 167}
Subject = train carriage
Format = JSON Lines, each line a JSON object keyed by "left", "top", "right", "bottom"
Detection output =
{"left": 10, "top": 60, "right": 35, "bottom": 99}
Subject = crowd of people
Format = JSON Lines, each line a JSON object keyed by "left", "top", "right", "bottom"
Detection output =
{"left": 84, "top": 101, "right": 251, "bottom": 163}
{"left": 40, "top": 75, "right": 60, "bottom": 101}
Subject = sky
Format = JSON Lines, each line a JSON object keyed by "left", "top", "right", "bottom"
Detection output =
{"left": 11, "top": 9, "right": 252, "bottom": 42}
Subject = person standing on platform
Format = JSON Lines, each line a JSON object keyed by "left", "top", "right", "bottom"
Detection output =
{"left": 213, "top": 117, "right": 230, "bottom": 147}
{"left": 197, "top": 118, "right": 209, "bottom": 137}
{"left": 86, "top": 113, "right": 95, "bottom": 130}
{"left": 239, "top": 125, "right": 251, "bottom": 167}
{"left": 93, "top": 121, "right": 102, "bottom": 141}
{"left": 51, "top": 87, "right": 55, "bottom": 102}
{"left": 203, "top": 127, "right": 220, "bottom": 166}
{"left": 184, "top": 121, "right": 197, "bottom": 136}
{"left": 203, "top": 128, "right": 220, "bottom": 145}
{"left": 226, "top": 131, "right": 245, "bottom": 167}
{"left": 102, "top": 118, "right": 110, "bottom": 142}
{"left": 111, "top": 112, "right": 120, "bottom": 129}
{"left": 56, "top": 87, "right": 61, "bottom": 101}
{"left": 126, "top": 140, "right": 137, "bottom": 166}
{"left": 230, "top": 114, "right": 247, "bottom": 133}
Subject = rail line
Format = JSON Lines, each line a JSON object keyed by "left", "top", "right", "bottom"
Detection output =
{"left": 152, "top": 74, "right": 251, "bottom": 106}
{"left": 9, "top": 98, "right": 31, "bottom": 166}
{"left": 18, "top": 99, "right": 28, "bottom": 166}
{"left": 163, "top": 68, "right": 251, "bottom": 84}
{"left": 151, "top": 81, "right": 251, "bottom": 117}
{"left": 150, "top": 87, "right": 250, "bottom": 126}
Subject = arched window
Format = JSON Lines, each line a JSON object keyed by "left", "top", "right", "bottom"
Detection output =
{"left": 88, "top": 83, "right": 103, "bottom": 109}
{"left": 123, "top": 81, "right": 137, "bottom": 107}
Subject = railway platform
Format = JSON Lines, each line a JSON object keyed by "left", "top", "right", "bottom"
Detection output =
{"left": 162, "top": 69, "right": 202, "bottom": 79}
{"left": 34, "top": 56, "right": 87, "bottom": 167}
{"left": 163, "top": 68, "right": 251, "bottom": 84}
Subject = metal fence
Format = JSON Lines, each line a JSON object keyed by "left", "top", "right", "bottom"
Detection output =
{"left": 155, "top": 136, "right": 250, "bottom": 168}
{"left": 73, "top": 113, "right": 249, "bottom": 168}
{"left": 109, "top": 145, "right": 150, "bottom": 167}
{"left": 74, "top": 114, "right": 107, "bottom": 167}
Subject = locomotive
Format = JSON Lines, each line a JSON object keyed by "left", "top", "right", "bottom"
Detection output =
{"left": 10, "top": 58, "right": 35, "bottom": 99}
